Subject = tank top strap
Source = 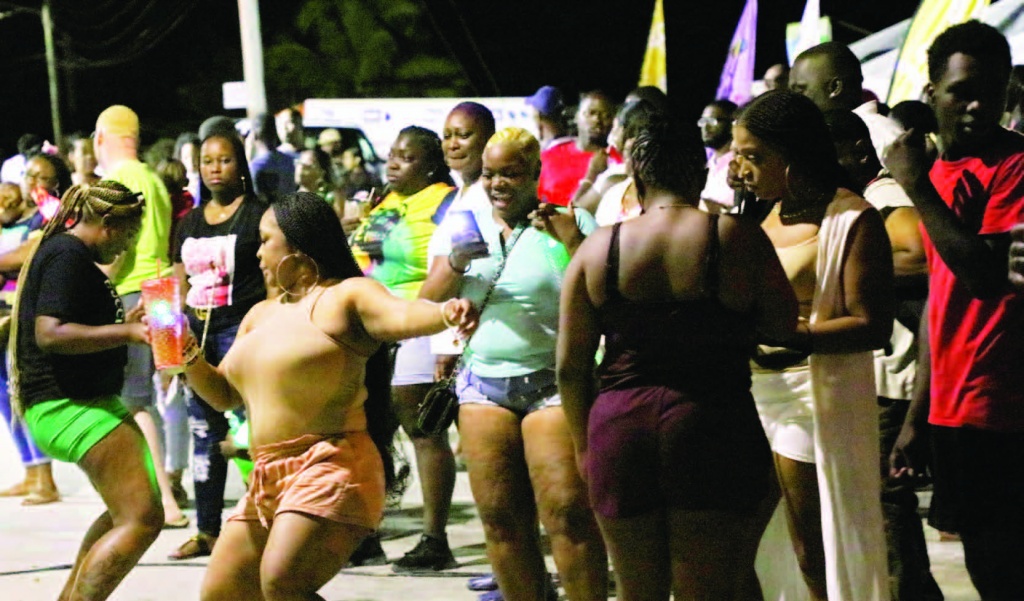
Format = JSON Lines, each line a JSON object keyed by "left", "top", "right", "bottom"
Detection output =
{"left": 306, "top": 286, "right": 331, "bottom": 320}
{"left": 605, "top": 221, "right": 624, "bottom": 301}
{"left": 701, "top": 214, "right": 721, "bottom": 298}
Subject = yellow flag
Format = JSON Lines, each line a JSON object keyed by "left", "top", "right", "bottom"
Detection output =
{"left": 639, "top": 0, "right": 667, "bottom": 92}
{"left": 887, "top": 0, "right": 989, "bottom": 104}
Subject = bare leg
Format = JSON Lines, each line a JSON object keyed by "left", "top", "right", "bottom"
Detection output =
{"left": 668, "top": 508, "right": 757, "bottom": 601}
{"left": 58, "top": 513, "right": 114, "bottom": 601}
{"left": 735, "top": 463, "right": 782, "bottom": 601}
{"left": 393, "top": 383, "right": 455, "bottom": 539}
{"left": 260, "top": 512, "right": 371, "bottom": 601}
{"left": 460, "top": 404, "right": 549, "bottom": 601}
{"left": 595, "top": 511, "right": 671, "bottom": 601}
{"left": 522, "top": 407, "right": 608, "bottom": 601}
{"left": 200, "top": 520, "right": 269, "bottom": 601}
{"left": 63, "top": 421, "right": 164, "bottom": 601}
{"left": 775, "top": 454, "right": 827, "bottom": 601}
{"left": 130, "top": 406, "right": 186, "bottom": 524}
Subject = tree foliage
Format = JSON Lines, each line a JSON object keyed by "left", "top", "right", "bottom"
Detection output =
{"left": 264, "top": 0, "right": 469, "bottom": 106}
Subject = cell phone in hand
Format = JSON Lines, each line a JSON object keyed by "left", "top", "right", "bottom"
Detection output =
{"left": 448, "top": 210, "right": 489, "bottom": 258}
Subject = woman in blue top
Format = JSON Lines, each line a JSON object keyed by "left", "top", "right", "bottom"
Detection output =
{"left": 421, "top": 127, "right": 607, "bottom": 601}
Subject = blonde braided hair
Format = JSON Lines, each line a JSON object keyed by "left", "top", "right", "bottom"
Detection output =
{"left": 8, "top": 180, "right": 144, "bottom": 415}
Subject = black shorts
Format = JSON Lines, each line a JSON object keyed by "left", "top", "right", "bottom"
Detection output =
{"left": 928, "top": 425, "right": 1024, "bottom": 535}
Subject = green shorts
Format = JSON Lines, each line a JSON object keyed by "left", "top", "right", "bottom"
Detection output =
{"left": 24, "top": 395, "right": 131, "bottom": 464}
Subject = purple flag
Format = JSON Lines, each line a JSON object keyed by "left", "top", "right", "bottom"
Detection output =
{"left": 716, "top": 0, "right": 758, "bottom": 105}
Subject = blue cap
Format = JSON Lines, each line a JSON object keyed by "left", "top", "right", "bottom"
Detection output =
{"left": 525, "top": 86, "right": 565, "bottom": 118}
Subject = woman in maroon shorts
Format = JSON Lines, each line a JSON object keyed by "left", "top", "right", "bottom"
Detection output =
{"left": 557, "top": 124, "right": 798, "bottom": 600}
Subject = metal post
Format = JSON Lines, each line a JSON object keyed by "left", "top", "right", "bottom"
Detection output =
{"left": 237, "top": 0, "right": 267, "bottom": 120}
{"left": 41, "top": 0, "right": 61, "bottom": 147}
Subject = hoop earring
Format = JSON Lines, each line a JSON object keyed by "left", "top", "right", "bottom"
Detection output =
{"left": 275, "top": 253, "right": 320, "bottom": 298}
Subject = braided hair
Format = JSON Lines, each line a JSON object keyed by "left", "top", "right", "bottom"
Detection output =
{"left": 9, "top": 180, "right": 144, "bottom": 415}
{"left": 736, "top": 90, "right": 845, "bottom": 194}
{"left": 271, "top": 192, "right": 402, "bottom": 494}
{"left": 397, "top": 126, "right": 454, "bottom": 188}
{"left": 630, "top": 121, "right": 707, "bottom": 204}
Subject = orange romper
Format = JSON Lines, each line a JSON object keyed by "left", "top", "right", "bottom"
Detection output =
{"left": 220, "top": 291, "right": 385, "bottom": 530}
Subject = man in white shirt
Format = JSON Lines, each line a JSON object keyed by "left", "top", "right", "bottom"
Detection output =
{"left": 790, "top": 41, "right": 903, "bottom": 163}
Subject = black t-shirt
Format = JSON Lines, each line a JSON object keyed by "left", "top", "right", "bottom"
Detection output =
{"left": 174, "top": 199, "right": 267, "bottom": 333}
{"left": 17, "top": 233, "right": 127, "bottom": 407}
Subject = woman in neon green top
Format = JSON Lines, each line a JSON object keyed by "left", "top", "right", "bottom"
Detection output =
{"left": 349, "top": 126, "right": 459, "bottom": 569}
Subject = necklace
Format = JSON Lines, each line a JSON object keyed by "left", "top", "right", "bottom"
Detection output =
{"left": 775, "top": 200, "right": 826, "bottom": 222}
{"left": 656, "top": 203, "right": 694, "bottom": 210}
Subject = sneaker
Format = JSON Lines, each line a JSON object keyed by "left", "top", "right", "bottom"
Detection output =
{"left": 392, "top": 534, "right": 458, "bottom": 572}
{"left": 347, "top": 532, "right": 387, "bottom": 567}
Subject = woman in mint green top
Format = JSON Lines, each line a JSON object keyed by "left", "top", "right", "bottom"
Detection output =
{"left": 422, "top": 127, "right": 607, "bottom": 601}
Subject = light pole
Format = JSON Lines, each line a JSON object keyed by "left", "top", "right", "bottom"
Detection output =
{"left": 0, "top": 1, "right": 61, "bottom": 147}
{"left": 41, "top": 0, "right": 60, "bottom": 147}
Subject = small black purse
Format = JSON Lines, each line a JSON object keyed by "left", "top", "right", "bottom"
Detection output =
{"left": 416, "top": 376, "right": 460, "bottom": 437}
{"left": 415, "top": 224, "right": 527, "bottom": 437}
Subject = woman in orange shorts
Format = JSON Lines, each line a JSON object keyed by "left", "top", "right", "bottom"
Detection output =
{"left": 183, "top": 192, "right": 477, "bottom": 601}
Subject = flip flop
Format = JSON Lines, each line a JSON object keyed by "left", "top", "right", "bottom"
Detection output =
{"left": 163, "top": 515, "right": 190, "bottom": 529}
{"left": 467, "top": 575, "right": 499, "bottom": 591}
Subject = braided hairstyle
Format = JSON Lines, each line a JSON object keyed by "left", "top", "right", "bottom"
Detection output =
{"left": 397, "top": 126, "right": 454, "bottom": 188}
{"left": 271, "top": 191, "right": 402, "bottom": 494}
{"left": 736, "top": 90, "right": 845, "bottom": 194}
{"left": 9, "top": 180, "right": 144, "bottom": 415}
{"left": 630, "top": 121, "right": 707, "bottom": 205}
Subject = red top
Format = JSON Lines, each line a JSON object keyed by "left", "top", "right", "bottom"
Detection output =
{"left": 925, "top": 129, "right": 1024, "bottom": 431}
{"left": 538, "top": 139, "right": 594, "bottom": 207}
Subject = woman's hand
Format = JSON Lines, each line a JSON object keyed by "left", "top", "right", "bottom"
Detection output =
{"left": 441, "top": 298, "right": 479, "bottom": 339}
{"left": 125, "top": 301, "right": 146, "bottom": 325}
{"left": 127, "top": 322, "right": 149, "bottom": 345}
{"left": 530, "top": 203, "right": 584, "bottom": 251}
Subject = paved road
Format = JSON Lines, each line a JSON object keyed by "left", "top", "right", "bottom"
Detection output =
{"left": 0, "top": 432, "right": 978, "bottom": 600}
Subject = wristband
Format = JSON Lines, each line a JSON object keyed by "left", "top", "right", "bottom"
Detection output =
{"left": 182, "top": 336, "right": 202, "bottom": 368}
{"left": 440, "top": 299, "right": 459, "bottom": 329}
{"left": 448, "top": 253, "right": 470, "bottom": 274}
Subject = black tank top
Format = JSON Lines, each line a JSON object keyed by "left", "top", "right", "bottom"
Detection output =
{"left": 597, "top": 215, "right": 756, "bottom": 395}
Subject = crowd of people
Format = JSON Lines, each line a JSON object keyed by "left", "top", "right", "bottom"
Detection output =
{"left": 1, "top": 17, "right": 1023, "bottom": 601}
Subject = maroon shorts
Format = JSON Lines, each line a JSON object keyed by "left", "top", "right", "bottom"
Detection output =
{"left": 586, "top": 385, "right": 772, "bottom": 519}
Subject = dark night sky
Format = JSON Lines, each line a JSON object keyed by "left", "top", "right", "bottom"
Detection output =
{"left": 0, "top": 0, "right": 923, "bottom": 156}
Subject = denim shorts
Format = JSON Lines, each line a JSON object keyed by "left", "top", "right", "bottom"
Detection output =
{"left": 457, "top": 368, "right": 560, "bottom": 418}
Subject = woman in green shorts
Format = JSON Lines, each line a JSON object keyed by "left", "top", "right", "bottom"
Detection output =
{"left": 9, "top": 180, "right": 160, "bottom": 601}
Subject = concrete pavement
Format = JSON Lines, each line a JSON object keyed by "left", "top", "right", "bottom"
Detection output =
{"left": 0, "top": 431, "right": 980, "bottom": 600}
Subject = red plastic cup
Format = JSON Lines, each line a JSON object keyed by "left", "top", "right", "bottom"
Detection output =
{"left": 140, "top": 276, "right": 184, "bottom": 372}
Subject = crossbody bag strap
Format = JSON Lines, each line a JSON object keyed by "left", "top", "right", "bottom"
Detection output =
{"left": 447, "top": 224, "right": 527, "bottom": 380}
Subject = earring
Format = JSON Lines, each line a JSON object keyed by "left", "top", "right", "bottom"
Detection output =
{"left": 275, "top": 253, "right": 321, "bottom": 298}
{"left": 241, "top": 175, "right": 248, "bottom": 194}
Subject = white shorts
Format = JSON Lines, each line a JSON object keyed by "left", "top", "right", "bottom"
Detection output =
{"left": 391, "top": 336, "right": 435, "bottom": 386}
{"left": 751, "top": 365, "right": 815, "bottom": 464}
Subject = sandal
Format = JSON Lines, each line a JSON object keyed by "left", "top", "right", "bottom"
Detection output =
{"left": 163, "top": 515, "right": 190, "bottom": 529}
{"left": 168, "top": 532, "right": 216, "bottom": 560}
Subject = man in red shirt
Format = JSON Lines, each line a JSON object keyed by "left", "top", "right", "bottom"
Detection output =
{"left": 886, "top": 21, "right": 1024, "bottom": 599}
{"left": 537, "top": 91, "right": 614, "bottom": 207}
